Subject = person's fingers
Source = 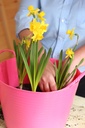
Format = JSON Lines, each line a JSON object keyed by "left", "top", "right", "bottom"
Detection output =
{"left": 43, "top": 83, "right": 50, "bottom": 92}
{"left": 49, "top": 76, "right": 57, "bottom": 91}
{"left": 39, "top": 77, "right": 50, "bottom": 91}
{"left": 39, "top": 75, "right": 57, "bottom": 92}
{"left": 49, "top": 83, "right": 57, "bottom": 91}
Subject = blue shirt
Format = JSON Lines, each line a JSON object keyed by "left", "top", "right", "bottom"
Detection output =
{"left": 15, "top": 0, "right": 85, "bottom": 71}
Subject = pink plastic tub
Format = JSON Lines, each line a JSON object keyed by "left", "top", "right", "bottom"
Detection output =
{"left": 0, "top": 53, "right": 85, "bottom": 128}
{"left": 0, "top": 50, "right": 19, "bottom": 103}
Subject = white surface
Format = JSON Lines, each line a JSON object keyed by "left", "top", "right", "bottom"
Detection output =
{"left": 0, "top": 96, "right": 85, "bottom": 128}
{"left": 66, "top": 96, "right": 85, "bottom": 128}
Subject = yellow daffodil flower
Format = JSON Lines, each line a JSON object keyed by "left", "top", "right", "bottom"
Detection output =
{"left": 65, "top": 48, "right": 74, "bottom": 59}
{"left": 66, "top": 28, "right": 75, "bottom": 40}
{"left": 37, "top": 11, "right": 46, "bottom": 21}
{"left": 40, "top": 21, "right": 49, "bottom": 33}
{"left": 23, "top": 39, "right": 31, "bottom": 49}
{"left": 29, "top": 19, "right": 48, "bottom": 41}
{"left": 27, "top": 5, "right": 40, "bottom": 16}
{"left": 32, "top": 33, "right": 44, "bottom": 41}
{"left": 29, "top": 19, "right": 41, "bottom": 33}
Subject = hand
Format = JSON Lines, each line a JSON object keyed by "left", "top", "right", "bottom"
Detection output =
{"left": 39, "top": 60, "right": 57, "bottom": 92}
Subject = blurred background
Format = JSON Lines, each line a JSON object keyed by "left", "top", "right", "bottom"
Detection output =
{"left": 0, "top": 0, "right": 20, "bottom": 61}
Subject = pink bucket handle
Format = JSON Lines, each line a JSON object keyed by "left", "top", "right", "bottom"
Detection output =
{"left": 0, "top": 49, "right": 15, "bottom": 56}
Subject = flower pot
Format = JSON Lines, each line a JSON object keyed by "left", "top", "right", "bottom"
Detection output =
{"left": 0, "top": 57, "right": 85, "bottom": 128}
{"left": 0, "top": 50, "right": 19, "bottom": 104}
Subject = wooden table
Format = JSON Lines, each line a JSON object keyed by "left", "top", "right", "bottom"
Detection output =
{"left": 0, "top": 96, "right": 85, "bottom": 128}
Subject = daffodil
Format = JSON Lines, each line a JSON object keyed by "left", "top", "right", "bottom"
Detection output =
{"left": 29, "top": 19, "right": 48, "bottom": 41}
{"left": 29, "top": 19, "right": 40, "bottom": 34}
{"left": 66, "top": 28, "right": 75, "bottom": 40}
{"left": 27, "top": 5, "right": 40, "bottom": 16}
{"left": 14, "top": 5, "right": 51, "bottom": 91}
{"left": 65, "top": 48, "right": 74, "bottom": 59}
{"left": 40, "top": 21, "right": 49, "bottom": 33}
{"left": 23, "top": 39, "right": 31, "bottom": 49}
{"left": 32, "top": 33, "right": 44, "bottom": 41}
{"left": 37, "top": 11, "right": 45, "bottom": 21}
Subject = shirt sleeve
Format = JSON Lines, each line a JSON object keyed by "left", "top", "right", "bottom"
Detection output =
{"left": 15, "top": 0, "right": 40, "bottom": 37}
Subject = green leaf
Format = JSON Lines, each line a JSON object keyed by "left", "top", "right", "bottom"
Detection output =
{"left": 19, "top": 45, "right": 32, "bottom": 86}
{"left": 57, "top": 50, "right": 63, "bottom": 83}
{"left": 29, "top": 42, "right": 38, "bottom": 90}
{"left": 38, "top": 47, "right": 44, "bottom": 57}
{"left": 35, "top": 48, "right": 52, "bottom": 87}
{"left": 58, "top": 58, "right": 73, "bottom": 88}
{"left": 54, "top": 62, "right": 59, "bottom": 88}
